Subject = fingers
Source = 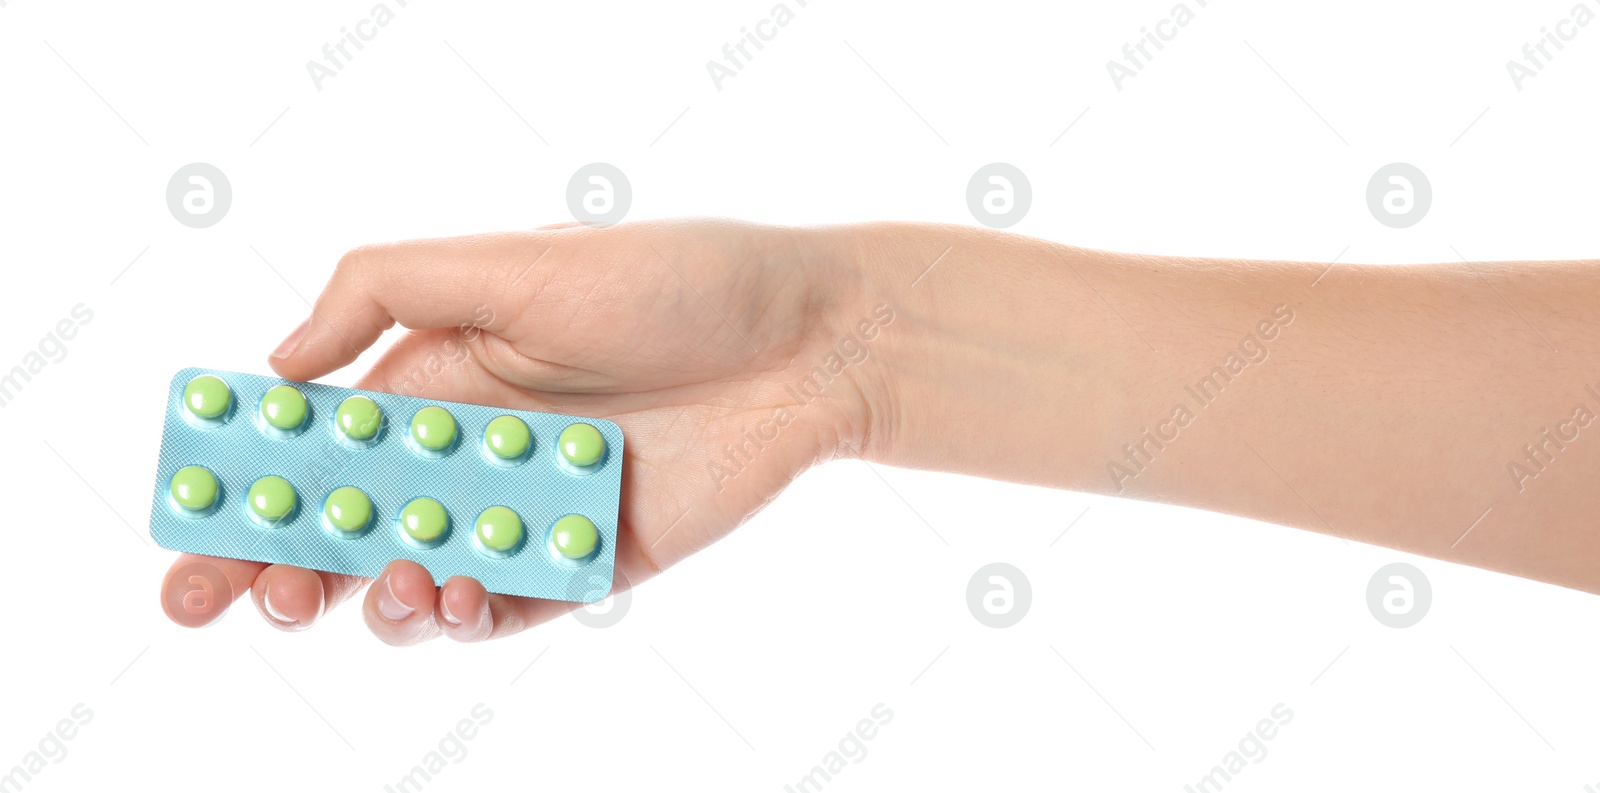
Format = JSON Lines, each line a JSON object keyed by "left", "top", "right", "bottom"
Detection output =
{"left": 160, "top": 553, "right": 268, "bottom": 628}
{"left": 364, "top": 560, "right": 443, "bottom": 646}
{"left": 433, "top": 519, "right": 655, "bottom": 643}
{"left": 269, "top": 233, "right": 551, "bottom": 382}
{"left": 435, "top": 577, "right": 575, "bottom": 643}
{"left": 435, "top": 578, "right": 496, "bottom": 642}
{"left": 163, "top": 498, "right": 650, "bottom": 641}
{"left": 160, "top": 554, "right": 367, "bottom": 632}
{"left": 250, "top": 565, "right": 368, "bottom": 633}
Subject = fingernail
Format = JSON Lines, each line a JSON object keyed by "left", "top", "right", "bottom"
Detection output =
{"left": 439, "top": 594, "right": 464, "bottom": 626}
{"left": 376, "top": 573, "right": 415, "bottom": 622}
{"left": 261, "top": 584, "right": 298, "bottom": 626}
{"left": 271, "top": 318, "right": 311, "bottom": 360}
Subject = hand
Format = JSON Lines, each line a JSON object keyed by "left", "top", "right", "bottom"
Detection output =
{"left": 159, "top": 219, "right": 887, "bottom": 643}
{"left": 158, "top": 216, "right": 1600, "bottom": 635}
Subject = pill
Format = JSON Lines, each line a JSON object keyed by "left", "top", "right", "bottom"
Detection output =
{"left": 259, "top": 385, "right": 309, "bottom": 431}
{"left": 335, "top": 396, "right": 383, "bottom": 442}
{"left": 183, "top": 374, "right": 232, "bottom": 420}
{"left": 483, "top": 415, "right": 531, "bottom": 460}
{"left": 475, "top": 506, "right": 523, "bottom": 554}
{"left": 247, "top": 475, "right": 297, "bottom": 523}
{"left": 558, "top": 423, "right": 605, "bottom": 467}
{"left": 323, "top": 486, "right": 373, "bottom": 533}
{"left": 550, "top": 514, "right": 598, "bottom": 560}
{"left": 399, "top": 497, "right": 449, "bottom": 544}
{"left": 169, "top": 465, "right": 218, "bottom": 511}
{"left": 410, "top": 406, "right": 458, "bottom": 452}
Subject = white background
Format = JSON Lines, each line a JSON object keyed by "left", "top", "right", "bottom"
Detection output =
{"left": 3, "top": 1, "right": 1599, "bottom": 791}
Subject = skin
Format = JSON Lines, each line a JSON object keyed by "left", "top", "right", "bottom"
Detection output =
{"left": 160, "top": 219, "right": 1600, "bottom": 643}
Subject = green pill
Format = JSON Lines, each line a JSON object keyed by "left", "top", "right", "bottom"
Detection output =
{"left": 483, "top": 415, "right": 531, "bottom": 460}
{"left": 474, "top": 506, "right": 523, "bottom": 554}
{"left": 550, "top": 514, "right": 598, "bottom": 560}
{"left": 399, "top": 497, "right": 449, "bottom": 544}
{"left": 246, "top": 475, "right": 297, "bottom": 523}
{"left": 183, "top": 375, "right": 232, "bottom": 420}
{"left": 323, "top": 486, "right": 373, "bottom": 533}
{"left": 558, "top": 423, "right": 605, "bottom": 467}
{"left": 409, "top": 406, "right": 458, "bottom": 452}
{"left": 169, "top": 465, "right": 218, "bottom": 511}
{"left": 259, "top": 385, "right": 309, "bottom": 431}
{"left": 335, "top": 396, "right": 383, "bottom": 442}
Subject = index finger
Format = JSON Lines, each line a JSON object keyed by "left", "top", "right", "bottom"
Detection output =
{"left": 269, "top": 232, "right": 552, "bottom": 382}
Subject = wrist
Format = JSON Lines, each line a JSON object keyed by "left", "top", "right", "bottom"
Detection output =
{"left": 773, "top": 224, "right": 904, "bottom": 465}
{"left": 810, "top": 222, "right": 1090, "bottom": 482}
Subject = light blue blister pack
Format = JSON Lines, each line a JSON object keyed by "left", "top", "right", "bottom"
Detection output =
{"left": 148, "top": 368, "right": 623, "bottom": 602}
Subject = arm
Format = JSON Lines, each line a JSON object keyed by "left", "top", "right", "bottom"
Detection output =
{"left": 161, "top": 219, "right": 1600, "bottom": 642}
{"left": 837, "top": 223, "right": 1600, "bottom": 594}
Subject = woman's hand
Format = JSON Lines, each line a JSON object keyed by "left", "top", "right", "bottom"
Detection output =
{"left": 159, "top": 219, "right": 890, "bottom": 643}
{"left": 163, "top": 215, "right": 1600, "bottom": 639}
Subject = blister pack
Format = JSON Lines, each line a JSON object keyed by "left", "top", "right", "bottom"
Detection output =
{"left": 148, "top": 368, "right": 623, "bottom": 602}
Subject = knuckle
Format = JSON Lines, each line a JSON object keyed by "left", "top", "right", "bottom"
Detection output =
{"left": 333, "top": 244, "right": 387, "bottom": 283}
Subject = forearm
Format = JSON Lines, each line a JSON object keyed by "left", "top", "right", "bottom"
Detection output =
{"left": 837, "top": 222, "right": 1600, "bottom": 594}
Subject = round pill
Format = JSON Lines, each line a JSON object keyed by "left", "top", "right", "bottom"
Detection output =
{"left": 183, "top": 375, "right": 232, "bottom": 420}
{"left": 475, "top": 506, "right": 523, "bottom": 554}
{"left": 550, "top": 514, "right": 598, "bottom": 560}
{"left": 558, "top": 423, "right": 606, "bottom": 467}
{"left": 335, "top": 396, "right": 383, "bottom": 442}
{"left": 169, "top": 465, "right": 218, "bottom": 511}
{"left": 483, "top": 415, "right": 531, "bottom": 459}
{"left": 246, "top": 475, "right": 297, "bottom": 523}
{"left": 323, "top": 486, "right": 372, "bottom": 533}
{"left": 399, "top": 497, "right": 449, "bottom": 543}
{"left": 259, "top": 385, "right": 309, "bottom": 430}
{"left": 410, "top": 406, "right": 458, "bottom": 452}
